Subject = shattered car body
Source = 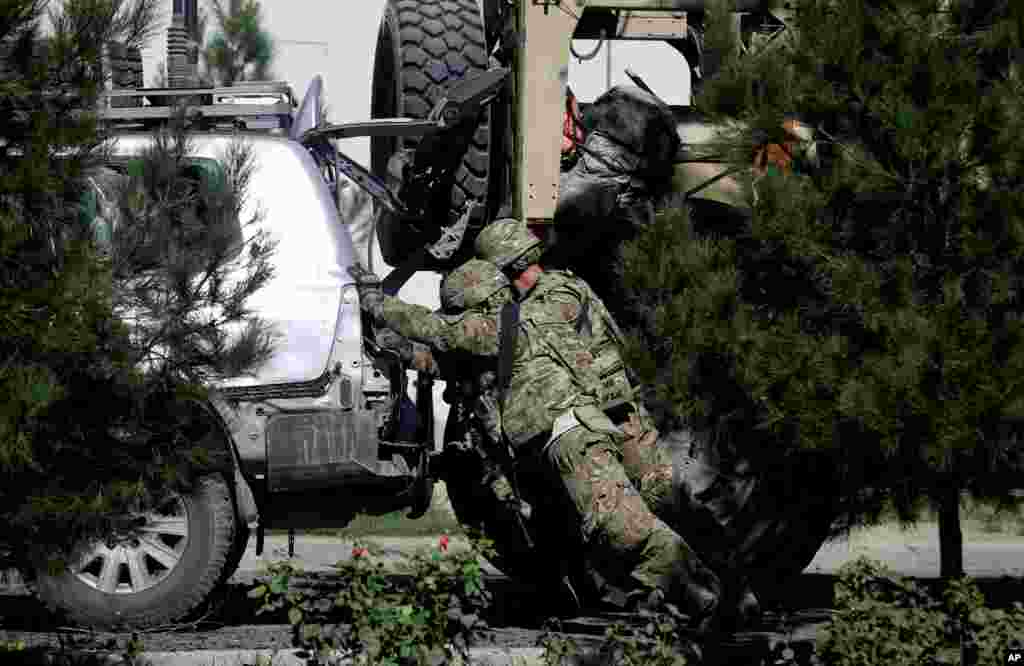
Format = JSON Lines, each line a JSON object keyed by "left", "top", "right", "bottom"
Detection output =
{"left": 34, "top": 80, "right": 441, "bottom": 629}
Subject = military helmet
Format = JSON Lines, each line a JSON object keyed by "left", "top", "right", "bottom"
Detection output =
{"left": 473, "top": 218, "right": 544, "bottom": 270}
{"left": 440, "top": 258, "right": 511, "bottom": 313}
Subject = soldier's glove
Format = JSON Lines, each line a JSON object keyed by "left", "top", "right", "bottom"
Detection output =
{"left": 411, "top": 342, "right": 438, "bottom": 376}
{"left": 347, "top": 263, "right": 385, "bottom": 318}
{"left": 375, "top": 326, "right": 412, "bottom": 358}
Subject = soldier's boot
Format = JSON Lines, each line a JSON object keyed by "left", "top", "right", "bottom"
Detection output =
{"left": 619, "top": 412, "right": 759, "bottom": 630}
{"left": 611, "top": 507, "right": 722, "bottom": 630}
{"left": 544, "top": 426, "right": 722, "bottom": 625}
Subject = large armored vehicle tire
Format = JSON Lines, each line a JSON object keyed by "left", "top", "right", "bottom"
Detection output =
{"left": 35, "top": 475, "right": 236, "bottom": 629}
{"left": 371, "top": 0, "right": 492, "bottom": 267}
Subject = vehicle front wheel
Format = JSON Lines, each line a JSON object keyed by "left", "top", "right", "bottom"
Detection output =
{"left": 35, "top": 475, "right": 235, "bottom": 630}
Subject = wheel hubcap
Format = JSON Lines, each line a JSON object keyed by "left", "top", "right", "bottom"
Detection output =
{"left": 73, "top": 495, "right": 189, "bottom": 595}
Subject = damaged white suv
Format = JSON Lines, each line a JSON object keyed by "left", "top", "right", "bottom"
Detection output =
{"left": 35, "top": 77, "right": 448, "bottom": 629}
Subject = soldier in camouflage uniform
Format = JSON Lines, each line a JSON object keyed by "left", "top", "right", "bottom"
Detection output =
{"left": 475, "top": 219, "right": 759, "bottom": 626}
{"left": 349, "top": 262, "right": 524, "bottom": 508}
{"left": 436, "top": 261, "right": 535, "bottom": 540}
{"left": 349, "top": 260, "right": 549, "bottom": 588}
{"left": 348, "top": 258, "right": 722, "bottom": 626}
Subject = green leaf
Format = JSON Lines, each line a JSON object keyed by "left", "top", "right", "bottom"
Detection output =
{"left": 288, "top": 607, "right": 302, "bottom": 625}
{"left": 247, "top": 584, "right": 267, "bottom": 599}
{"left": 895, "top": 110, "right": 913, "bottom": 130}
{"left": 30, "top": 380, "right": 53, "bottom": 404}
{"left": 127, "top": 159, "right": 144, "bottom": 179}
{"left": 269, "top": 575, "right": 288, "bottom": 594}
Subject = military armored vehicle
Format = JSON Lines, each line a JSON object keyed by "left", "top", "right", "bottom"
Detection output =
{"left": 33, "top": 0, "right": 824, "bottom": 628}
{"left": 365, "top": 0, "right": 833, "bottom": 612}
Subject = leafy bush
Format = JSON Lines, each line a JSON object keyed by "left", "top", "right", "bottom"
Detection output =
{"left": 538, "top": 616, "right": 695, "bottom": 666}
{"left": 249, "top": 536, "right": 493, "bottom": 665}
{"left": 820, "top": 557, "right": 1024, "bottom": 666}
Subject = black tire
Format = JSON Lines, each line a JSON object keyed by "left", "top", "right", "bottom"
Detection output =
{"left": 371, "top": 0, "right": 492, "bottom": 267}
{"left": 35, "top": 475, "right": 236, "bottom": 630}
{"left": 219, "top": 524, "right": 250, "bottom": 585}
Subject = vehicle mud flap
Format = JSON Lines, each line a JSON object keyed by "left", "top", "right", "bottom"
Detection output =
{"left": 406, "top": 446, "right": 432, "bottom": 519}
{"left": 406, "top": 369, "right": 435, "bottom": 519}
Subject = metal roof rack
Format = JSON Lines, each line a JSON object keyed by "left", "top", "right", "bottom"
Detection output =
{"left": 98, "top": 81, "right": 297, "bottom": 132}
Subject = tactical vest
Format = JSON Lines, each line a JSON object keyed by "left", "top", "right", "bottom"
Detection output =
{"left": 499, "top": 276, "right": 603, "bottom": 449}
{"left": 542, "top": 270, "right": 634, "bottom": 408}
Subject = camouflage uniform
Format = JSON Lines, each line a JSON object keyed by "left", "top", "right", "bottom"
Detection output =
{"left": 476, "top": 220, "right": 758, "bottom": 622}
{"left": 475, "top": 220, "right": 737, "bottom": 611}
{"left": 507, "top": 272, "right": 718, "bottom": 616}
{"left": 350, "top": 260, "right": 543, "bottom": 583}
{"left": 474, "top": 221, "right": 677, "bottom": 509}
{"left": 360, "top": 261, "right": 519, "bottom": 502}
{"left": 481, "top": 221, "right": 721, "bottom": 614}
{"left": 350, "top": 255, "right": 720, "bottom": 620}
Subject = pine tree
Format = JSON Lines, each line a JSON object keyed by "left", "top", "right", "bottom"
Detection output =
{"left": 623, "top": 0, "right": 1024, "bottom": 579}
{"left": 0, "top": 0, "right": 276, "bottom": 570}
{"left": 203, "top": 0, "right": 274, "bottom": 86}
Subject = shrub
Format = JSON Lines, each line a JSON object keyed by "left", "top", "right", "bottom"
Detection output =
{"left": 820, "top": 556, "right": 1024, "bottom": 666}
{"left": 249, "top": 536, "right": 493, "bottom": 665}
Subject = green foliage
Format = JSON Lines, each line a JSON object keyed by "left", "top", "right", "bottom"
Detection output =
{"left": 250, "top": 536, "right": 494, "bottom": 665}
{"left": 0, "top": 0, "right": 275, "bottom": 572}
{"left": 203, "top": 0, "right": 274, "bottom": 86}
{"left": 625, "top": 0, "right": 1024, "bottom": 532}
{"left": 820, "top": 557, "right": 1024, "bottom": 666}
{"left": 103, "top": 118, "right": 278, "bottom": 383}
{"left": 538, "top": 615, "right": 695, "bottom": 666}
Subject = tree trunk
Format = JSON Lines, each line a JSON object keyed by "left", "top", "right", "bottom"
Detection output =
{"left": 937, "top": 485, "right": 964, "bottom": 579}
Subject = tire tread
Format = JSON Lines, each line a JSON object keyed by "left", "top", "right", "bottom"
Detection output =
{"left": 36, "top": 475, "right": 235, "bottom": 629}
{"left": 390, "top": 0, "right": 491, "bottom": 210}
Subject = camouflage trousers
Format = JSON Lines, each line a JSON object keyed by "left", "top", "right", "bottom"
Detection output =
{"left": 615, "top": 406, "right": 754, "bottom": 577}
{"left": 533, "top": 407, "right": 721, "bottom": 616}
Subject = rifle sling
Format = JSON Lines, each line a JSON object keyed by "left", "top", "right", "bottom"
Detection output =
{"left": 497, "top": 300, "right": 520, "bottom": 410}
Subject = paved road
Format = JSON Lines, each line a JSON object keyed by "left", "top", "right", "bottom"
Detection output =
{"left": 2, "top": 534, "right": 1020, "bottom": 665}
{"left": 238, "top": 533, "right": 1024, "bottom": 580}
{"left": 3, "top": 533, "right": 1020, "bottom": 597}
{"left": 805, "top": 538, "right": 1024, "bottom": 578}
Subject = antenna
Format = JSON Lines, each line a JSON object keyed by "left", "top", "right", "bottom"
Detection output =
{"left": 168, "top": 0, "right": 200, "bottom": 88}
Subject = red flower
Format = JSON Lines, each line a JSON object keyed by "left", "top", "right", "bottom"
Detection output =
{"left": 351, "top": 547, "right": 369, "bottom": 559}
{"left": 439, "top": 535, "right": 450, "bottom": 552}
